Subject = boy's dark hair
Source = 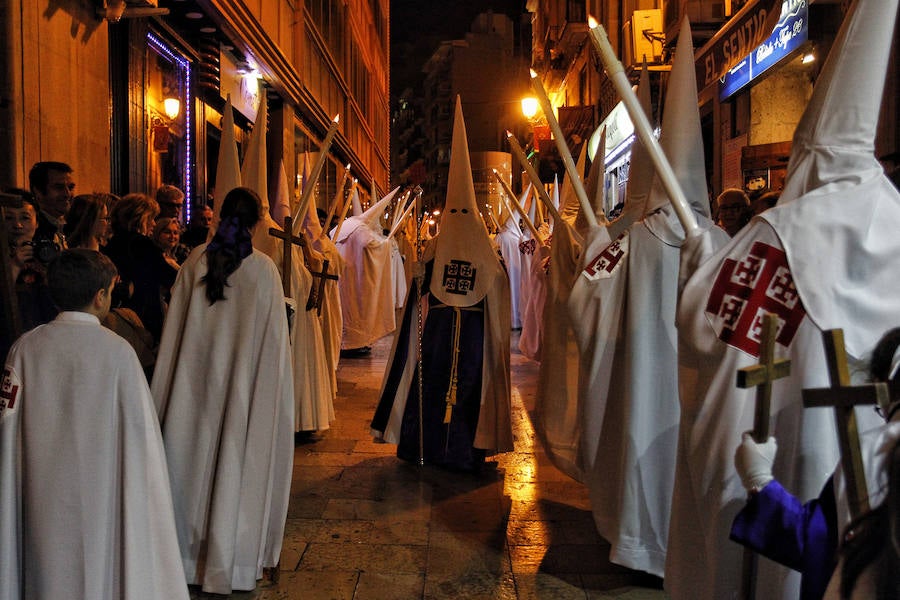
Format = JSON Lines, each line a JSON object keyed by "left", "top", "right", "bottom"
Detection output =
{"left": 28, "top": 161, "right": 73, "bottom": 194}
{"left": 47, "top": 249, "right": 118, "bottom": 311}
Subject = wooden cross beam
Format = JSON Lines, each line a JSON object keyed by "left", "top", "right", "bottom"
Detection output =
{"left": 737, "top": 313, "right": 792, "bottom": 441}
{"left": 802, "top": 329, "right": 879, "bottom": 519}
{"left": 268, "top": 215, "right": 306, "bottom": 298}
{"left": 0, "top": 192, "right": 25, "bottom": 355}
{"left": 306, "top": 258, "right": 338, "bottom": 315}
{"left": 736, "top": 312, "right": 790, "bottom": 600}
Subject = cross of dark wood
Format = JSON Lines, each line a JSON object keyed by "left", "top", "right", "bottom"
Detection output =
{"left": 268, "top": 215, "right": 306, "bottom": 298}
{"left": 737, "top": 313, "right": 792, "bottom": 441}
{"left": 802, "top": 328, "right": 884, "bottom": 519}
{"left": 306, "top": 258, "right": 338, "bottom": 315}
{"left": 736, "top": 312, "right": 790, "bottom": 600}
{"left": 1, "top": 192, "right": 24, "bottom": 356}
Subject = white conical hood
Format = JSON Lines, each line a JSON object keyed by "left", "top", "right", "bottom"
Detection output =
{"left": 580, "top": 126, "right": 606, "bottom": 235}
{"left": 241, "top": 92, "right": 269, "bottom": 211}
{"left": 333, "top": 186, "right": 400, "bottom": 243}
{"left": 270, "top": 159, "right": 292, "bottom": 227}
{"left": 780, "top": 0, "right": 894, "bottom": 202}
{"left": 350, "top": 187, "right": 363, "bottom": 216}
{"left": 608, "top": 64, "right": 654, "bottom": 239}
{"left": 559, "top": 145, "right": 587, "bottom": 225}
{"left": 212, "top": 94, "right": 242, "bottom": 230}
{"left": 431, "top": 97, "right": 504, "bottom": 307}
{"left": 760, "top": 0, "right": 900, "bottom": 358}
{"left": 645, "top": 17, "right": 708, "bottom": 219}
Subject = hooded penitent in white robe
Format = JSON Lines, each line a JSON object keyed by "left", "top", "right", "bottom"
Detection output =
{"left": 1, "top": 312, "right": 188, "bottom": 600}
{"left": 667, "top": 1, "right": 899, "bottom": 597}
{"left": 567, "top": 20, "right": 729, "bottom": 578}
{"left": 334, "top": 187, "right": 401, "bottom": 349}
{"left": 517, "top": 186, "right": 545, "bottom": 360}
{"left": 244, "top": 94, "right": 334, "bottom": 431}
{"left": 303, "top": 199, "right": 345, "bottom": 397}
{"left": 151, "top": 247, "right": 294, "bottom": 594}
{"left": 370, "top": 97, "right": 513, "bottom": 468}
{"left": 495, "top": 186, "right": 526, "bottom": 329}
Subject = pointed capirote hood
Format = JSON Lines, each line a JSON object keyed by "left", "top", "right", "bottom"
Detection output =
{"left": 608, "top": 64, "right": 654, "bottom": 239}
{"left": 350, "top": 187, "right": 363, "bottom": 216}
{"left": 242, "top": 92, "right": 269, "bottom": 212}
{"left": 759, "top": 0, "right": 900, "bottom": 358}
{"left": 212, "top": 94, "right": 242, "bottom": 230}
{"left": 270, "top": 159, "right": 292, "bottom": 227}
{"left": 559, "top": 145, "right": 587, "bottom": 225}
{"left": 333, "top": 186, "right": 400, "bottom": 244}
{"left": 430, "top": 97, "right": 504, "bottom": 307}
{"left": 645, "top": 17, "right": 709, "bottom": 220}
{"left": 579, "top": 126, "right": 606, "bottom": 236}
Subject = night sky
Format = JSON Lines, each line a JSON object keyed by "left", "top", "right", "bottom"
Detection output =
{"left": 390, "top": 0, "right": 528, "bottom": 98}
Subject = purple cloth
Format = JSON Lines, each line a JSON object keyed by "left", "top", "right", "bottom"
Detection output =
{"left": 730, "top": 479, "right": 838, "bottom": 600}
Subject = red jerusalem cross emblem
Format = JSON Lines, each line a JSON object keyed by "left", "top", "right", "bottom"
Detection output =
{"left": 582, "top": 232, "right": 628, "bottom": 281}
{"left": 1, "top": 367, "right": 20, "bottom": 415}
{"left": 705, "top": 241, "right": 806, "bottom": 356}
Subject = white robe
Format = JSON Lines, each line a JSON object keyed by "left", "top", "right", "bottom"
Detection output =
{"left": 151, "top": 246, "right": 295, "bottom": 594}
{"left": 567, "top": 206, "right": 727, "bottom": 578}
{"left": 335, "top": 216, "right": 396, "bottom": 349}
{"left": 1, "top": 312, "right": 188, "bottom": 600}
{"left": 668, "top": 221, "right": 883, "bottom": 600}
{"left": 389, "top": 236, "right": 408, "bottom": 310}
{"left": 495, "top": 219, "right": 523, "bottom": 329}
{"left": 255, "top": 219, "right": 335, "bottom": 432}
{"left": 534, "top": 220, "right": 583, "bottom": 481}
{"left": 518, "top": 241, "right": 547, "bottom": 362}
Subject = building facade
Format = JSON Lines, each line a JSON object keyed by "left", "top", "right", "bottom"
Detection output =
{"left": 1, "top": 0, "right": 390, "bottom": 221}
{"left": 526, "top": 0, "right": 899, "bottom": 213}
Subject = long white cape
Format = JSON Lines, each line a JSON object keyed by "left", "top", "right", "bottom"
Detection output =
{"left": 151, "top": 247, "right": 294, "bottom": 594}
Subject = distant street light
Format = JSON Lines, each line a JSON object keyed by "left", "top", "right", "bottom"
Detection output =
{"left": 520, "top": 97, "right": 539, "bottom": 120}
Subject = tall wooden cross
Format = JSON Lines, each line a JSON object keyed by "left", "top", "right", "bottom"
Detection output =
{"left": 736, "top": 312, "right": 791, "bottom": 600}
{"left": 306, "top": 258, "right": 337, "bottom": 315}
{"left": 1, "top": 192, "right": 24, "bottom": 358}
{"left": 801, "top": 328, "right": 888, "bottom": 519}
{"left": 268, "top": 215, "right": 306, "bottom": 298}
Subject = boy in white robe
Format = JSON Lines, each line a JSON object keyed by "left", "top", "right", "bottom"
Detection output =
{"left": 1, "top": 249, "right": 188, "bottom": 600}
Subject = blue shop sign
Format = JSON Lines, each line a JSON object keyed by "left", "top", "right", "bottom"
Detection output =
{"left": 720, "top": 0, "right": 808, "bottom": 100}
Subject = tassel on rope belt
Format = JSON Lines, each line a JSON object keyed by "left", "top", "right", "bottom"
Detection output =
{"left": 431, "top": 303, "right": 484, "bottom": 423}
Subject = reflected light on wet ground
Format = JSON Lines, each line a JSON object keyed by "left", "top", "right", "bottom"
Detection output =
{"left": 190, "top": 331, "right": 665, "bottom": 600}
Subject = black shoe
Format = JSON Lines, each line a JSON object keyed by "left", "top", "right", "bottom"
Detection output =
{"left": 340, "top": 346, "right": 372, "bottom": 358}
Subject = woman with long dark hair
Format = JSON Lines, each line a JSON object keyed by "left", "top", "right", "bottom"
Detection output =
{"left": 150, "top": 187, "right": 294, "bottom": 595}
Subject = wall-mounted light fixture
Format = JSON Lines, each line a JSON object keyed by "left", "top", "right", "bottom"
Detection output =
{"left": 163, "top": 97, "right": 181, "bottom": 121}
{"left": 521, "top": 97, "right": 539, "bottom": 120}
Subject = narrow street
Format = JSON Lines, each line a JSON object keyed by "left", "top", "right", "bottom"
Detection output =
{"left": 203, "top": 331, "right": 666, "bottom": 599}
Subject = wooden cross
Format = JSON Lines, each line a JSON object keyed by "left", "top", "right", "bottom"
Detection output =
{"left": 737, "top": 313, "right": 792, "bottom": 441}
{"left": 1, "top": 192, "right": 24, "bottom": 356}
{"left": 736, "top": 312, "right": 791, "bottom": 600}
{"left": 306, "top": 258, "right": 338, "bottom": 315}
{"left": 802, "top": 328, "right": 886, "bottom": 519}
{"left": 268, "top": 215, "right": 306, "bottom": 298}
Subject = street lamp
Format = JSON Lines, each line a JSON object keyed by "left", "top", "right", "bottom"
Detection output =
{"left": 520, "top": 97, "right": 539, "bottom": 120}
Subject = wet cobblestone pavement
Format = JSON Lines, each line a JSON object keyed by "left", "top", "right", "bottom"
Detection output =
{"left": 191, "top": 332, "right": 667, "bottom": 599}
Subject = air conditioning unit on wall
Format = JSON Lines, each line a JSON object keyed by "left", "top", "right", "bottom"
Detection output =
{"left": 626, "top": 9, "right": 664, "bottom": 65}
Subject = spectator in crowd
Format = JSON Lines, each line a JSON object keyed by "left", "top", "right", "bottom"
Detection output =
{"left": 750, "top": 189, "right": 780, "bottom": 216}
{"left": 64, "top": 193, "right": 111, "bottom": 251}
{"left": 3, "top": 190, "right": 58, "bottom": 341}
{"left": 714, "top": 188, "right": 752, "bottom": 236}
{"left": 153, "top": 217, "right": 190, "bottom": 269}
{"left": 180, "top": 204, "right": 213, "bottom": 249}
{"left": 155, "top": 184, "right": 185, "bottom": 222}
{"left": 28, "top": 161, "right": 74, "bottom": 253}
{"left": 103, "top": 193, "right": 177, "bottom": 344}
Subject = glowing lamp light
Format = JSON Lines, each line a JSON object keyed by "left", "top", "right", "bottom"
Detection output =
{"left": 521, "top": 97, "right": 539, "bottom": 120}
{"left": 163, "top": 97, "right": 181, "bottom": 121}
{"left": 801, "top": 52, "right": 816, "bottom": 64}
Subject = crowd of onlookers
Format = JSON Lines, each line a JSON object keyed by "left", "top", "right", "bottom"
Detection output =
{"left": 2, "top": 161, "right": 214, "bottom": 367}
{"left": 712, "top": 186, "right": 780, "bottom": 237}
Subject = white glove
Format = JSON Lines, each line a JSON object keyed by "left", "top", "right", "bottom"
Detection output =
{"left": 735, "top": 432, "right": 777, "bottom": 492}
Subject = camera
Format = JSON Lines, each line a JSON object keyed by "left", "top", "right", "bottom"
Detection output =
{"left": 24, "top": 239, "right": 61, "bottom": 265}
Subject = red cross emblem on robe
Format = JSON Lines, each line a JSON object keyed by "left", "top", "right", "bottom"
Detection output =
{"left": 582, "top": 232, "right": 628, "bottom": 281}
{"left": 705, "top": 241, "right": 806, "bottom": 356}
{"left": 1, "top": 367, "right": 20, "bottom": 416}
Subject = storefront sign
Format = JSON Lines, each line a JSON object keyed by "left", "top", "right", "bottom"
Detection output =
{"left": 720, "top": 0, "right": 808, "bottom": 100}
{"left": 695, "top": 0, "right": 783, "bottom": 91}
{"left": 588, "top": 100, "right": 634, "bottom": 162}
